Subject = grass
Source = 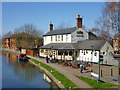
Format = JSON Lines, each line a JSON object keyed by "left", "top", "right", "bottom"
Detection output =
{"left": 75, "top": 75, "right": 117, "bottom": 88}
{"left": 30, "top": 58, "right": 77, "bottom": 88}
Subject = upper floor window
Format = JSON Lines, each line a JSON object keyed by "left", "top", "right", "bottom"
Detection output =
{"left": 66, "top": 35, "right": 68, "bottom": 41}
{"left": 58, "top": 36, "right": 60, "bottom": 41}
{"left": 51, "top": 36, "right": 52, "bottom": 41}
{"left": 55, "top": 36, "right": 57, "bottom": 41}
{"left": 61, "top": 35, "right": 63, "bottom": 41}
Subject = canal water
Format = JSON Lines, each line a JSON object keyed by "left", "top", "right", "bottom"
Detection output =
{"left": 1, "top": 51, "right": 57, "bottom": 89}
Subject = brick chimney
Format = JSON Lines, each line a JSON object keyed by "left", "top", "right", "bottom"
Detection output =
{"left": 76, "top": 14, "right": 82, "bottom": 28}
{"left": 49, "top": 22, "right": 53, "bottom": 31}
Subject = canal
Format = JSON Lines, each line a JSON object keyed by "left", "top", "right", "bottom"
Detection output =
{"left": 1, "top": 51, "right": 57, "bottom": 89}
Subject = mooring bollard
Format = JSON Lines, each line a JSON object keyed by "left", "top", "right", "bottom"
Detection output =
{"left": 111, "top": 68, "right": 113, "bottom": 76}
{"left": 101, "top": 69, "right": 102, "bottom": 77}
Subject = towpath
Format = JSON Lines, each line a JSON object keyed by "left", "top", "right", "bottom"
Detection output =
{"left": 27, "top": 55, "right": 92, "bottom": 88}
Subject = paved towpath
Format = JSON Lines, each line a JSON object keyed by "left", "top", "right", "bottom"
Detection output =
{"left": 27, "top": 55, "right": 92, "bottom": 88}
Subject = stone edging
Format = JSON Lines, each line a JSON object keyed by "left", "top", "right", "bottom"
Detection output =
{"left": 28, "top": 60, "right": 65, "bottom": 88}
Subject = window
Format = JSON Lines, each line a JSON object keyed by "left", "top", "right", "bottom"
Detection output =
{"left": 81, "top": 50, "right": 83, "bottom": 53}
{"left": 51, "top": 36, "right": 52, "bottom": 41}
{"left": 61, "top": 35, "right": 63, "bottom": 41}
{"left": 58, "top": 36, "right": 60, "bottom": 41}
{"left": 86, "top": 50, "right": 88, "bottom": 54}
{"left": 91, "top": 51, "right": 93, "bottom": 54}
{"left": 58, "top": 51, "right": 63, "bottom": 55}
{"left": 69, "top": 51, "right": 73, "bottom": 56}
{"left": 55, "top": 36, "right": 57, "bottom": 41}
{"left": 76, "top": 31, "right": 84, "bottom": 37}
{"left": 94, "top": 52, "right": 97, "bottom": 56}
{"left": 65, "top": 51, "right": 68, "bottom": 56}
{"left": 75, "top": 51, "right": 77, "bottom": 56}
{"left": 84, "top": 51, "right": 85, "bottom": 55}
{"left": 66, "top": 35, "right": 68, "bottom": 41}
{"left": 41, "top": 49, "right": 44, "bottom": 53}
{"left": 77, "top": 31, "right": 83, "bottom": 34}
{"left": 103, "top": 52, "right": 105, "bottom": 55}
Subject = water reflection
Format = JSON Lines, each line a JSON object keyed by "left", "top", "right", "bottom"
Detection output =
{"left": 3, "top": 51, "right": 41, "bottom": 81}
{"left": 2, "top": 51, "right": 57, "bottom": 88}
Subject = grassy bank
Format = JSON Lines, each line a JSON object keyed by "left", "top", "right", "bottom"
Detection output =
{"left": 30, "top": 58, "right": 77, "bottom": 88}
{"left": 75, "top": 75, "right": 117, "bottom": 88}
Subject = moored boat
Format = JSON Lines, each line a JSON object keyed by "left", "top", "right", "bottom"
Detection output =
{"left": 18, "top": 53, "right": 28, "bottom": 61}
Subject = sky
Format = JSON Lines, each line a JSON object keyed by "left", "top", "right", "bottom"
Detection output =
{"left": 2, "top": 2, "right": 105, "bottom": 35}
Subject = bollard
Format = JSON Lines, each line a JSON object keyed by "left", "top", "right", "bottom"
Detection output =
{"left": 101, "top": 69, "right": 102, "bottom": 77}
{"left": 111, "top": 68, "right": 113, "bottom": 76}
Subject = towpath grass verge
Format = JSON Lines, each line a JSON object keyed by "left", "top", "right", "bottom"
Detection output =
{"left": 30, "top": 58, "right": 77, "bottom": 88}
{"left": 75, "top": 75, "right": 117, "bottom": 88}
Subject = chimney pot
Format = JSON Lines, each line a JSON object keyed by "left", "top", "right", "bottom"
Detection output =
{"left": 49, "top": 21, "right": 53, "bottom": 31}
{"left": 77, "top": 14, "right": 80, "bottom": 18}
{"left": 76, "top": 14, "right": 82, "bottom": 28}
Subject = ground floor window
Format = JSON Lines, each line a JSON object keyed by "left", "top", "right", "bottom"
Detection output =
{"left": 58, "top": 51, "right": 63, "bottom": 55}
{"left": 65, "top": 51, "right": 68, "bottom": 56}
{"left": 94, "top": 52, "right": 97, "bottom": 56}
{"left": 69, "top": 51, "right": 73, "bottom": 56}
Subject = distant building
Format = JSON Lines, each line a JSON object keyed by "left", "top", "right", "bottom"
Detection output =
{"left": 5, "top": 34, "right": 17, "bottom": 50}
{"left": 39, "top": 14, "right": 118, "bottom": 66}
{"left": 113, "top": 35, "right": 120, "bottom": 54}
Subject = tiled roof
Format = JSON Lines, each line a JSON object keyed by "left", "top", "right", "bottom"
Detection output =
{"left": 77, "top": 40, "right": 106, "bottom": 50}
{"left": 40, "top": 40, "right": 106, "bottom": 50}
{"left": 40, "top": 43, "right": 77, "bottom": 50}
{"left": 43, "top": 27, "right": 77, "bottom": 36}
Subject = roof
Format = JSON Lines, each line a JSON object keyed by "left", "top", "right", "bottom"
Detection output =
{"left": 77, "top": 40, "right": 106, "bottom": 50}
{"left": 43, "top": 27, "right": 77, "bottom": 36}
{"left": 40, "top": 40, "right": 106, "bottom": 50}
{"left": 87, "top": 31, "right": 97, "bottom": 37}
{"left": 39, "top": 43, "right": 77, "bottom": 50}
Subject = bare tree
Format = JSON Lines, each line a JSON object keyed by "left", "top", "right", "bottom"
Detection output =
{"left": 14, "top": 24, "right": 43, "bottom": 37}
{"left": 55, "top": 21, "right": 72, "bottom": 30}
{"left": 102, "top": 2, "right": 119, "bottom": 38}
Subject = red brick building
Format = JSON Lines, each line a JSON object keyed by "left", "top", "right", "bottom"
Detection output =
{"left": 5, "top": 34, "right": 17, "bottom": 50}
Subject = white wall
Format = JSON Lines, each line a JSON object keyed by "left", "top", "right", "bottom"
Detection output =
{"left": 78, "top": 50, "right": 99, "bottom": 63}
{"left": 43, "top": 34, "right": 71, "bottom": 45}
{"left": 100, "top": 41, "right": 118, "bottom": 66}
{"left": 71, "top": 28, "right": 89, "bottom": 43}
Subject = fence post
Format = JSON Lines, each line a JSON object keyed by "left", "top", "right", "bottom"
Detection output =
{"left": 111, "top": 68, "right": 113, "bottom": 76}
{"left": 101, "top": 69, "right": 102, "bottom": 77}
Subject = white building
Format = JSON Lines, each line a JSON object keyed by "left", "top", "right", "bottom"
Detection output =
{"left": 39, "top": 14, "right": 118, "bottom": 66}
